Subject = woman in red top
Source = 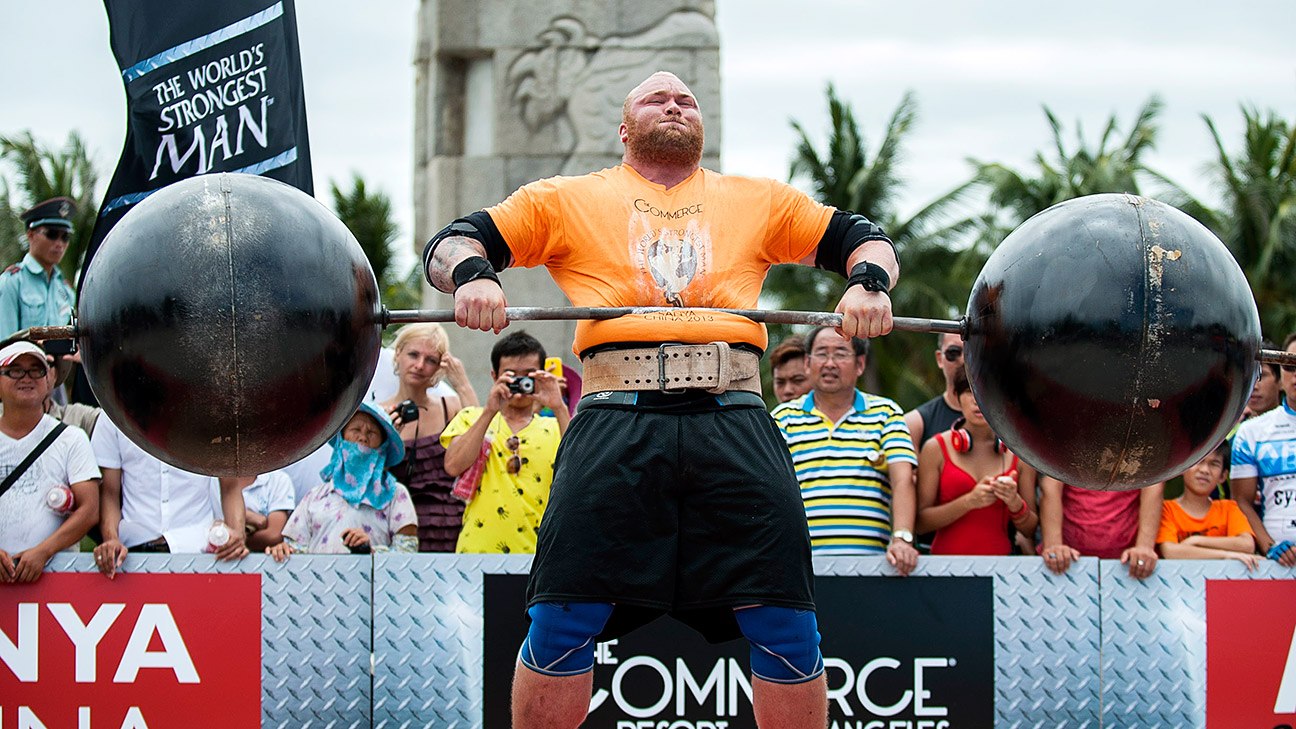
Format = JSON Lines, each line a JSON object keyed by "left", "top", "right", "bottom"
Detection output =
{"left": 916, "top": 368, "right": 1039, "bottom": 555}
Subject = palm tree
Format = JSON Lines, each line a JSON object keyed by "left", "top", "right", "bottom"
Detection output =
{"left": 970, "top": 96, "right": 1202, "bottom": 226}
{"left": 330, "top": 174, "right": 421, "bottom": 323}
{"left": 768, "top": 84, "right": 980, "bottom": 408}
{"left": 332, "top": 174, "right": 399, "bottom": 287}
{"left": 1201, "top": 106, "right": 1296, "bottom": 338}
{"left": 0, "top": 178, "right": 24, "bottom": 268}
{"left": 0, "top": 131, "right": 100, "bottom": 282}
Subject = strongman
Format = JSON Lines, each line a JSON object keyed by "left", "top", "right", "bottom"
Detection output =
{"left": 423, "top": 71, "right": 898, "bottom": 728}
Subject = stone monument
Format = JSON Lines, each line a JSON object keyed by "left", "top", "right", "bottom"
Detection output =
{"left": 413, "top": 1, "right": 721, "bottom": 395}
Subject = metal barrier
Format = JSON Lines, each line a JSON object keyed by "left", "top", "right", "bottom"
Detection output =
{"left": 3, "top": 554, "right": 1292, "bottom": 728}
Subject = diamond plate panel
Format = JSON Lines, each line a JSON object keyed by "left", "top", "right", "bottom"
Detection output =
{"left": 47, "top": 553, "right": 371, "bottom": 729}
{"left": 817, "top": 555, "right": 1101, "bottom": 728}
{"left": 372, "top": 553, "right": 532, "bottom": 729}
{"left": 1100, "top": 560, "right": 1292, "bottom": 729}
{"left": 261, "top": 555, "right": 372, "bottom": 729}
{"left": 57, "top": 551, "right": 1282, "bottom": 726}
{"left": 372, "top": 555, "right": 1099, "bottom": 728}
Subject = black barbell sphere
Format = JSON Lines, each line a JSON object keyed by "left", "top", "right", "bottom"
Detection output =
{"left": 75, "top": 180, "right": 1262, "bottom": 488}
{"left": 965, "top": 193, "right": 1260, "bottom": 491}
{"left": 78, "top": 173, "right": 381, "bottom": 476}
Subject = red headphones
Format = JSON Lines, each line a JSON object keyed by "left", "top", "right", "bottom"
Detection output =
{"left": 949, "top": 417, "right": 1008, "bottom": 454}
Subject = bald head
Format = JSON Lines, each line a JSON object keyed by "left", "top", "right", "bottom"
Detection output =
{"left": 619, "top": 71, "right": 704, "bottom": 171}
{"left": 622, "top": 71, "right": 695, "bottom": 124}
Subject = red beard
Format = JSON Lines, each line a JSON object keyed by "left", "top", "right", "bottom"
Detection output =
{"left": 626, "top": 117, "right": 704, "bottom": 167}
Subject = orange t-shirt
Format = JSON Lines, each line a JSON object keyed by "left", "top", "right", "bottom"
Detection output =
{"left": 1156, "top": 499, "right": 1254, "bottom": 544}
{"left": 486, "top": 165, "right": 835, "bottom": 354}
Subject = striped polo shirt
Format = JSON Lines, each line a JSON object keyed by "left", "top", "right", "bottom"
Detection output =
{"left": 772, "top": 390, "right": 917, "bottom": 554}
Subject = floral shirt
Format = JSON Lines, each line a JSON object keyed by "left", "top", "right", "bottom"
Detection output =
{"left": 280, "top": 482, "right": 417, "bottom": 553}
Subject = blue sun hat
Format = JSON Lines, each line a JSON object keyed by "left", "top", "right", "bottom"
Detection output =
{"left": 355, "top": 400, "right": 404, "bottom": 464}
{"left": 320, "top": 401, "right": 406, "bottom": 509}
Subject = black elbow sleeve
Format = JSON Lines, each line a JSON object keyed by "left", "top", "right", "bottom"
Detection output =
{"left": 421, "top": 210, "right": 512, "bottom": 277}
{"left": 813, "top": 210, "right": 896, "bottom": 276}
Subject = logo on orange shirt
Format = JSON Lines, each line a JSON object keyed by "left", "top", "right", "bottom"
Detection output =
{"left": 631, "top": 206, "right": 710, "bottom": 307}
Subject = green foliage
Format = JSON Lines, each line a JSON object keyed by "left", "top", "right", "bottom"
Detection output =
{"left": 1200, "top": 107, "right": 1296, "bottom": 340}
{"left": 969, "top": 97, "right": 1295, "bottom": 341}
{"left": 772, "top": 84, "right": 982, "bottom": 409}
{"left": 329, "top": 173, "right": 422, "bottom": 342}
{"left": 0, "top": 178, "right": 22, "bottom": 268}
{"left": 331, "top": 173, "right": 400, "bottom": 289}
{"left": 969, "top": 96, "right": 1204, "bottom": 226}
{"left": 0, "top": 131, "right": 100, "bottom": 282}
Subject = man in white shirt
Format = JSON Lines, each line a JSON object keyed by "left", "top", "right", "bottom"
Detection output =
{"left": 0, "top": 342, "right": 100, "bottom": 582}
{"left": 1232, "top": 332, "right": 1296, "bottom": 567}
{"left": 91, "top": 415, "right": 249, "bottom": 577}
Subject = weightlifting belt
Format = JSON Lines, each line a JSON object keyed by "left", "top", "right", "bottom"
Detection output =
{"left": 582, "top": 343, "right": 762, "bottom": 395}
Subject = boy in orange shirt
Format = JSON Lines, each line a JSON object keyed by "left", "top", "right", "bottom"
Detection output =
{"left": 1157, "top": 441, "right": 1259, "bottom": 569}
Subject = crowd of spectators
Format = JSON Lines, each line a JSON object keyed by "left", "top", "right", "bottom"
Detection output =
{"left": 4, "top": 320, "right": 1296, "bottom": 581}
{"left": 1, "top": 195, "right": 1294, "bottom": 580}
{"left": 769, "top": 328, "right": 1296, "bottom": 579}
{"left": 3, "top": 321, "right": 1295, "bottom": 582}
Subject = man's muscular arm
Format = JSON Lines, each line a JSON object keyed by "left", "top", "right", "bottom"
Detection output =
{"left": 800, "top": 211, "right": 899, "bottom": 340}
{"left": 426, "top": 237, "right": 490, "bottom": 293}
{"left": 837, "top": 241, "right": 898, "bottom": 339}
{"left": 424, "top": 230, "right": 509, "bottom": 333}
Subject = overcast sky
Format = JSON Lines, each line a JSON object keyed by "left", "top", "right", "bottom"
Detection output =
{"left": 2, "top": 1, "right": 1293, "bottom": 271}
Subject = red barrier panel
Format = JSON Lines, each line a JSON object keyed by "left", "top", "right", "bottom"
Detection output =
{"left": 0, "top": 572, "right": 261, "bottom": 728}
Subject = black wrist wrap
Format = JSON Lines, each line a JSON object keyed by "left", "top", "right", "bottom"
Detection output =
{"left": 452, "top": 257, "right": 501, "bottom": 289}
{"left": 846, "top": 262, "right": 890, "bottom": 294}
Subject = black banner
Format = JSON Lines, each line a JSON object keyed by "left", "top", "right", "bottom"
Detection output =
{"left": 484, "top": 575, "right": 994, "bottom": 728}
{"left": 86, "top": 0, "right": 313, "bottom": 273}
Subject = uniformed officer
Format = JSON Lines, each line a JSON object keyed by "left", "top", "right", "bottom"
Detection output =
{"left": 0, "top": 197, "right": 77, "bottom": 337}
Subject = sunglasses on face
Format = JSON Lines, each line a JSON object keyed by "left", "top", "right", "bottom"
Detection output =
{"left": 0, "top": 367, "right": 48, "bottom": 380}
{"left": 943, "top": 345, "right": 964, "bottom": 361}
{"left": 41, "top": 228, "right": 71, "bottom": 242}
{"left": 1283, "top": 364, "right": 1296, "bottom": 374}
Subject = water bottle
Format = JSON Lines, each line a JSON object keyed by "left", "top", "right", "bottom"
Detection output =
{"left": 44, "top": 485, "right": 74, "bottom": 514}
{"left": 206, "top": 520, "right": 232, "bottom": 553}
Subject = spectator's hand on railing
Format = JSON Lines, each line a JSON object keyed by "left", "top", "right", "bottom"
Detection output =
{"left": 886, "top": 539, "right": 919, "bottom": 577}
{"left": 1120, "top": 545, "right": 1158, "bottom": 580}
{"left": 1266, "top": 540, "right": 1296, "bottom": 567}
{"left": 1042, "top": 543, "right": 1081, "bottom": 575}
{"left": 0, "top": 550, "right": 14, "bottom": 581}
{"left": 214, "top": 530, "right": 249, "bottom": 562}
{"left": 1228, "top": 551, "right": 1262, "bottom": 571}
{"left": 94, "top": 539, "right": 129, "bottom": 579}
{"left": 11, "top": 546, "right": 50, "bottom": 583}
{"left": 266, "top": 542, "right": 294, "bottom": 563}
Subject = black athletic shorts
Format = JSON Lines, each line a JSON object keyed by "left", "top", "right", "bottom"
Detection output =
{"left": 526, "top": 389, "right": 815, "bottom": 643}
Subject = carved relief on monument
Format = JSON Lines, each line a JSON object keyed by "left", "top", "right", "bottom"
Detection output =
{"left": 501, "top": 9, "right": 720, "bottom": 174}
{"left": 414, "top": 1, "right": 721, "bottom": 392}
